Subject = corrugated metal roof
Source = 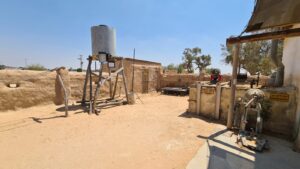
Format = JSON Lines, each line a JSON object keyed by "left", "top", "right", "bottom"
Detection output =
{"left": 245, "top": 0, "right": 300, "bottom": 32}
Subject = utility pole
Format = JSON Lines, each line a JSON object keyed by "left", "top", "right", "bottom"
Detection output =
{"left": 78, "top": 55, "right": 83, "bottom": 70}
{"left": 25, "top": 58, "right": 28, "bottom": 67}
{"left": 132, "top": 48, "right": 135, "bottom": 92}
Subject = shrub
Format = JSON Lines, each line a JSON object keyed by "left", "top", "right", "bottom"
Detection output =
{"left": 26, "top": 64, "right": 47, "bottom": 71}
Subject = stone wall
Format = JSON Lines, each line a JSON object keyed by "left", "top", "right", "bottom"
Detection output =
{"left": 104, "top": 57, "right": 162, "bottom": 93}
{"left": 160, "top": 73, "right": 270, "bottom": 88}
{"left": 188, "top": 84, "right": 297, "bottom": 138}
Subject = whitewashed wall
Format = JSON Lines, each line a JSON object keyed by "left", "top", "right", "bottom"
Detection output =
{"left": 282, "top": 24, "right": 300, "bottom": 149}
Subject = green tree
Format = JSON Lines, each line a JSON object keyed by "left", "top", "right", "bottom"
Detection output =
{"left": 182, "top": 48, "right": 196, "bottom": 73}
{"left": 166, "top": 63, "right": 177, "bottom": 70}
{"left": 177, "top": 63, "right": 184, "bottom": 73}
{"left": 194, "top": 54, "right": 211, "bottom": 74}
{"left": 206, "top": 68, "right": 220, "bottom": 74}
{"left": 26, "top": 64, "right": 47, "bottom": 71}
{"left": 221, "top": 41, "right": 277, "bottom": 75}
{"left": 0, "top": 65, "right": 5, "bottom": 70}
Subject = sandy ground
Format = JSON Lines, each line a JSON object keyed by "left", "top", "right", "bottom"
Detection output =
{"left": 0, "top": 94, "right": 217, "bottom": 169}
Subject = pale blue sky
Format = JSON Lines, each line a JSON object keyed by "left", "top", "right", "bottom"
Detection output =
{"left": 0, "top": 0, "right": 254, "bottom": 73}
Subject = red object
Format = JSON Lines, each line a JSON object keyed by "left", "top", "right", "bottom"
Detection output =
{"left": 218, "top": 74, "right": 222, "bottom": 81}
{"left": 211, "top": 73, "right": 222, "bottom": 82}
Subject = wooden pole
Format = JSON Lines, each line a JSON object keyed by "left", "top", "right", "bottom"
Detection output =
{"left": 227, "top": 43, "right": 240, "bottom": 129}
{"left": 108, "top": 64, "right": 113, "bottom": 98}
{"left": 81, "top": 57, "right": 92, "bottom": 105}
{"left": 92, "top": 62, "right": 103, "bottom": 115}
{"left": 112, "top": 73, "right": 119, "bottom": 99}
{"left": 196, "top": 82, "right": 201, "bottom": 115}
{"left": 121, "top": 59, "right": 129, "bottom": 103}
{"left": 58, "top": 74, "right": 68, "bottom": 117}
{"left": 215, "top": 83, "right": 222, "bottom": 120}
{"left": 89, "top": 60, "right": 93, "bottom": 114}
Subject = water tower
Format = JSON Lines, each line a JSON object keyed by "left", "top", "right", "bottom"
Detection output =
{"left": 81, "top": 25, "right": 129, "bottom": 114}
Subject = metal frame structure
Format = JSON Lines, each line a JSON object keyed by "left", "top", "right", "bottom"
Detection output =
{"left": 81, "top": 55, "right": 129, "bottom": 115}
{"left": 226, "top": 28, "right": 300, "bottom": 129}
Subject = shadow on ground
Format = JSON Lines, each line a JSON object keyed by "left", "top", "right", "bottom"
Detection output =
{"left": 194, "top": 127, "right": 300, "bottom": 169}
{"left": 178, "top": 111, "right": 225, "bottom": 125}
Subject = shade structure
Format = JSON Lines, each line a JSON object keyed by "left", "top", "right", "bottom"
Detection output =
{"left": 246, "top": 0, "right": 300, "bottom": 32}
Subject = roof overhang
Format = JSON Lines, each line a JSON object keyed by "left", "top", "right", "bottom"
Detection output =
{"left": 227, "top": 0, "right": 300, "bottom": 44}
{"left": 227, "top": 27, "right": 300, "bottom": 45}
{"left": 245, "top": 0, "right": 300, "bottom": 32}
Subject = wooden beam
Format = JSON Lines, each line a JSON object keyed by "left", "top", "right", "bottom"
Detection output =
{"left": 227, "top": 43, "right": 240, "bottom": 129}
{"left": 227, "top": 28, "right": 300, "bottom": 44}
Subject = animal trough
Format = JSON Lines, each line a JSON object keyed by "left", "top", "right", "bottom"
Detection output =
{"left": 161, "top": 87, "right": 189, "bottom": 96}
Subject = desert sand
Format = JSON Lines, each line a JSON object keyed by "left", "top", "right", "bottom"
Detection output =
{"left": 0, "top": 94, "right": 216, "bottom": 169}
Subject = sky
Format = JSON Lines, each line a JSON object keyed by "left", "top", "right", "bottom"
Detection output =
{"left": 0, "top": 0, "right": 255, "bottom": 73}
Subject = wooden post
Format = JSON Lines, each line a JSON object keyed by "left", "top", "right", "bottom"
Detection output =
{"left": 89, "top": 60, "right": 93, "bottom": 114}
{"left": 112, "top": 73, "right": 119, "bottom": 99}
{"left": 92, "top": 62, "right": 103, "bottom": 114}
{"left": 196, "top": 82, "right": 201, "bottom": 115}
{"left": 227, "top": 43, "right": 240, "bottom": 129}
{"left": 108, "top": 65, "right": 113, "bottom": 98}
{"left": 82, "top": 57, "right": 92, "bottom": 104}
{"left": 58, "top": 74, "right": 68, "bottom": 117}
{"left": 121, "top": 59, "right": 129, "bottom": 103}
{"left": 215, "top": 83, "right": 222, "bottom": 120}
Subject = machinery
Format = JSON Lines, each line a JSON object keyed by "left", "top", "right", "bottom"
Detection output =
{"left": 81, "top": 25, "right": 129, "bottom": 115}
{"left": 234, "top": 89, "right": 270, "bottom": 152}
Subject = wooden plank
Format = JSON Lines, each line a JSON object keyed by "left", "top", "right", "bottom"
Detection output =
{"left": 269, "top": 93, "right": 290, "bottom": 102}
{"left": 227, "top": 28, "right": 300, "bottom": 44}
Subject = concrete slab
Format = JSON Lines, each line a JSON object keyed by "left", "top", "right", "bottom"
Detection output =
{"left": 186, "top": 125, "right": 300, "bottom": 169}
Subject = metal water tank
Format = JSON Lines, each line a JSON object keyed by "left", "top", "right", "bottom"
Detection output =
{"left": 91, "top": 25, "right": 116, "bottom": 56}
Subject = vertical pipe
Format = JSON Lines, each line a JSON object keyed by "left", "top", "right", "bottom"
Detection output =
{"left": 227, "top": 43, "right": 240, "bottom": 129}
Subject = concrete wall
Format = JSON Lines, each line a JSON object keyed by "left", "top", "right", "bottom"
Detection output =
{"left": 188, "top": 85, "right": 297, "bottom": 138}
{"left": 282, "top": 24, "right": 300, "bottom": 144}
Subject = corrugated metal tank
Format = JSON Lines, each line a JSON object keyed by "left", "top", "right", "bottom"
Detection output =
{"left": 91, "top": 25, "right": 116, "bottom": 56}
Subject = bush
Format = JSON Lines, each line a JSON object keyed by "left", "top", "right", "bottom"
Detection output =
{"left": 76, "top": 68, "right": 83, "bottom": 72}
{"left": 26, "top": 64, "right": 47, "bottom": 71}
{"left": 0, "top": 65, "right": 5, "bottom": 70}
